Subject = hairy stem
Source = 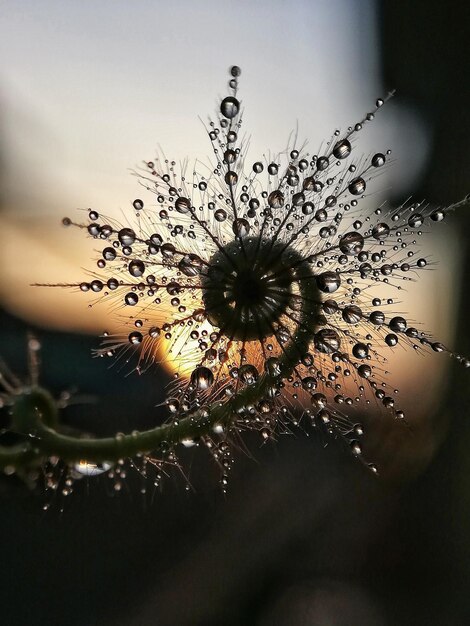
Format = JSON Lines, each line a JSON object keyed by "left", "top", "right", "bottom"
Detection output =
{"left": 0, "top": 262, "right": 318, "bottom": 470}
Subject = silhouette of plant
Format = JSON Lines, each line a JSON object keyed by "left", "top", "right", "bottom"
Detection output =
{"left": 2, "top": 66, "right": 468, "bottom": 495}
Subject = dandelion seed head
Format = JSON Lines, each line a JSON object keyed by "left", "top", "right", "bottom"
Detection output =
{"left": 50, "top": 65, "right": 469, "bottom": 471}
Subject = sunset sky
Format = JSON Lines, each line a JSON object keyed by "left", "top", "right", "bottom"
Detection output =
{"left": 0, "top": 0, "right": 460, "bottom": 413}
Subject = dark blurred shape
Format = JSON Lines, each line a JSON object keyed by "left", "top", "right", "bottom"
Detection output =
{"left": 258, "top": 580, "right": 384, "bottom": 626}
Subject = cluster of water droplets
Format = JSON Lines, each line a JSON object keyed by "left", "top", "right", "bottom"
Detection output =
{"left": 45, "top": 65, "right": 470, "bottom": 483}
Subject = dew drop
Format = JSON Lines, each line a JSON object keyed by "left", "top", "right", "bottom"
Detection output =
{"left": 128, "top": 331, "right": 143, "bottom": 344}
{"left": 339, "top": 231, "right": 364, "bottom": 255}
{"left": 191, "top": 366, "right": 214, "bottom": 390}
{"left": 232, "top": 218, "right": 250, "bottom": 237}
{"left": 175, "top": 197, "right": 191, "bottom": 214}
{"left": 103, "top": 247, "right": 116, "bottom": 261}
{"left": 314, "top": 328, "right": 341, "bottom": 353}
{"left": 239, "top": 364, "right": 259, "bottom": 385}
{"left": 352, "top": 342, "right": 369, "bottom": 359}
{"left": 372, "top": 223, "right": 390, "bottom": 240}
{"left": 268, "top": 190, "right": 284, "bottom": 209}
{"left": 125, "top": 293, "right": 139, "bottom": 306}
{"left": 348, "top": 177, "right": 366, "bottom": 195}
{"left": 342, "top": 305, "right": 362, "bottom": 324}
{"left": 385, "top": 333, "right": 398, "bottom": 347}
{"left": 129, "top": 260, "right": 145, "bottom": 277}
{"left": 372, "top": 153, "right": 385, "bottom": 167}
{"left": 118, "top": 228, "right": 136, "bottom": 246}
{"left": 220, "top": 96, "right": 240, "bottom": 119}
{"left": 333, "top": 138, "right": 351, "bottom": 159}
{"left": 316, "top": 271, "right": 341, "bottom": 294}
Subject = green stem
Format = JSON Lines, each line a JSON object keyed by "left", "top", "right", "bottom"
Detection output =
{"left": 1, "top": 261, "right": 318, "bottom": 469}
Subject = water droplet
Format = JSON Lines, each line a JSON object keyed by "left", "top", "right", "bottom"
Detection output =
{"left": 128, "top": 331, "right": 143, "bottom": 344}
{"left": 103, "top": 247, "right": 116, "bottom": 261}
{"left": 316, "top": 272, "right": 341, "bottom": 293}
{"left": 333, "top": 138, "right": 351, "bottom": 159}
{"left": 358, "top": 364, "right": 372, "bottom": 378}
{"left": 348, "top": 177, "right": 366, "bottom": 195}
{"left": 178, "top": 254, "right": 202, "bottom": 276}
{"left": 342, "top": 305, "right": 362, "bottom": 324}
{"left": 385, "top": 333, "right": 398, "bottom": 347}
{"left": 311, "top": 393, "right": 327, "bottom": 409}
{"left": 314, "top": 328, "right": 341, "bottom": 353}
{"left": 316, "top": 156, "right": 329, "bottom": 171}
{"left": 220, "top": 96, "right": 240, "bottom": 119}
{"left": 339, "top": 231, "right": 364, "bottom": 255}
{"left": 225, "top": 170, "right": 238, "bottom": 185}
{"left": 129, "top": 260, "right": 145, "bottom": 277}
{"left": 268, "top": 190, "right": 284, "bottom": 209}
{"left": 302, "top": 201, "right": 314, "bottom": 215}
{"left": 191, "top": 366, "right": 214, "bottom": 390}
{"left": 408, "top": 213, "right": 423, "bottom": 228}
{"left": 431, "top": 209, "right": 445, "bottom": 222}
{"left": 372, "top": 223, "right": 390, "bottom": 240}
{"left": 214, "top": 208, "right": 227, "bottom": 222}
{"left": 352, "top": 342, "right": 369, "bottom": 359}
{"left": 372, "top": 153, "right": 385, "bottom": 167}
{"left": 389, "top": 316, "right": 407, "bottom": 332}
{"left": 265, "top": 357, "right": 282, "bottom": 377}
{"left": 239, "top": 364, "right": 259, "bottom": 385}
{"left": 369, "top": 310, "right": 385, "bottom": 325}
{"left": 125, "top": 292, "right": 139, "bottom": 306}
{"left": 230, "top": 65, "right": 241, "bottom": 77}
{"left": 232, "top": 218, "right": 250, "bottom": 237}
{"left": 118, "top": 228, "right": 136, "bottom": 246}
{"left": 175, "top": 197, "right": 191, "bottom": 214}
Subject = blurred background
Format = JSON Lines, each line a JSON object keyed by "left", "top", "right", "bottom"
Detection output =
{"left": 0, "top": 1, "right": 469, "bottom": 624}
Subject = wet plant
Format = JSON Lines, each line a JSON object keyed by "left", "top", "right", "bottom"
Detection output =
{"left": 2, "top": 66, "right": 469, "bottom": 495}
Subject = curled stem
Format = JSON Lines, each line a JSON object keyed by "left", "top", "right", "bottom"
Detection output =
{"left": 0, "top": 259, "right": 318, "bottom": 471}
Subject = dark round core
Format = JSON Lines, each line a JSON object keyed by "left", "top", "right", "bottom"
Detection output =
{"left": 201, "top": 237, "right": 317, "bottom": 341}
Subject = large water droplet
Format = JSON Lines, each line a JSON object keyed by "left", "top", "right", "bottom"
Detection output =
{"left": 389, "top": 316, "right": 407, "bottom": 332}
{"left": 316, "top": 272, "right": 341, "bottom": 293}
{"left": 220, "top": 96, "right": 240, "bottom": 119}
{"left": 232, "top": 218, "right": 250, "bottom": 237}
{"left": 128, "top": 331, "right": 143, "bottom": 344}
{"left": 125, "top": 292, "right": 139, "bottom": 306}
{"left": 333, "top": 138, "right": 351, "bottom": 159}
{"left": 214, "top": 209, "right": 227, "bottom": 222}
{"left": 352, "top": 342, "right": 369, "bottom": 359}
{"left": 268, "top": 190, "right": 284, "bottom": 209}
{"left": 372, "top": 153, "right": 385, "bottom": 167}
{"left": 129, "top": 260, "right": 145, "bottom": 277}
{"left": 372, "top": 223, "right": 390, "bottom": 240}
{"left": 118, "top": 228, "right": 136, "bottom": 246}
{"left": 314, "top": 328, "right": 341, "bottom": 353}
{"left": 175, "top": 197, "right": 191, "bottom": 214}
{"left": 342, "top": 305, "right": 362, "bottom": 324}
{"left": 339, "top": 231, "right": 364, "bottom": 255}
{"left": 239, "top": 364, "right": 259, "bottom": 385}
{"left": 191, "top": 366, "right": 214, "bottom": 390}
{"left": 348, "top": 177, "right": 366, "bottom": 195}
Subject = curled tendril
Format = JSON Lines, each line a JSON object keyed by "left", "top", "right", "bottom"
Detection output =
{"left": 4, "top": 65, "right": 469, "bottom": 491}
